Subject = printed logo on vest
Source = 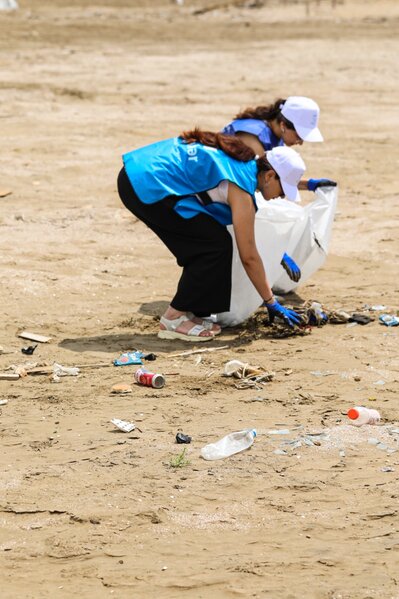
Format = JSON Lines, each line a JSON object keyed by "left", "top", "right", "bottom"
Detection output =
{"left": 187, "top": 145, "right": 198, "bottom": 161}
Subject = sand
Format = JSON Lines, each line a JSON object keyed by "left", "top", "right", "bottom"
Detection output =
{"left": 0, "top": 1, "right": 399, "bottom": 597}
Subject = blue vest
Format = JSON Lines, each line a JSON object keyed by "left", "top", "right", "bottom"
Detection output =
{"left": 123, "top": 137, "right": 258, "bottom": 226}
{"left": 222, "top": 118, "right": 283, "bottom": 152}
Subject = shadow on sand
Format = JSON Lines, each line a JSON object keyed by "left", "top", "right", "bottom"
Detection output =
{"left": 58, "top": 300, "right": 264, "bottom": 354}
{"left": 59, "top": 332, "right": 232, "bottom": 354}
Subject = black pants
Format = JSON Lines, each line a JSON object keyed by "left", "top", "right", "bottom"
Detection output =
{"left": 117, "top": 168, "right": 233, "bottom": 317}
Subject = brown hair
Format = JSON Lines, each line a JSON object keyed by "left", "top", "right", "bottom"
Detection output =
{"left": 180, "top": 127, "right": 255, "bottom": 161}
{"left": 180, "top": 127, "right": 275, "bottom": 175}
{"left": 234, "top": 98, "right": 296, "bottom": 131}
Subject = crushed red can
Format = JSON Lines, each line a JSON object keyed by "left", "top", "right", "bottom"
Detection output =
{"left": 134, "top": 367, "right": 165, "bottom": 389}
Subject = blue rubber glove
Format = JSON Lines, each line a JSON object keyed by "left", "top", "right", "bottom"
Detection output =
{"left": 307, "top": 178, "right": 337, "bottom": 191}
{"left": 281, "top": 253, "right": 301, "bottom": 283}
{"left": 263, "top": 300, "right": 302, "bottom": 328}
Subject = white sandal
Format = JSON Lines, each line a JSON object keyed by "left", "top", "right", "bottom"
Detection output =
{"left": 158, "top": 315, "right": 214, "bottom": 342}
{"left": 186, "top": 312, "right": 221, "bottom": 335}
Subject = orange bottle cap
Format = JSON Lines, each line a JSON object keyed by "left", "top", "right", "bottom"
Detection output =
{"left": 348, "top": 408, "right": 359, "bottom": 420}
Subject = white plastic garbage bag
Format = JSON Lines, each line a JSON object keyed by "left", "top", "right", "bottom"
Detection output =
{"left": 0, "top": 0, "right": 18, "bottom": 10}
{"left": 217, "top": 186, "right": 338, "bottom": 327}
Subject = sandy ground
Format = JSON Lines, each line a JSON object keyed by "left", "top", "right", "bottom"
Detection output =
{"left": 1, "top": 1, "right": 399, "bottom": 597}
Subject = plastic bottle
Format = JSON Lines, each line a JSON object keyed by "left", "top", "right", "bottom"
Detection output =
{"left": 201, "top": 429, "right": 256, "bottom": 460}
{"left": 347, "top": 406, "right": 380, "bottom": 426}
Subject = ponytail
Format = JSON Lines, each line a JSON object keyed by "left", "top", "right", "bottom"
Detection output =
{"left": 180, "top": 127, "right": 255, "bottom": 162}
{"left": 180, "top": 127, "right": 276, "bottom": 177}
{"left": 234, "top": 98, "right": 296, "bottom": 131}
{"left": 234, "top": 98, "right": 286, "bottom": 121}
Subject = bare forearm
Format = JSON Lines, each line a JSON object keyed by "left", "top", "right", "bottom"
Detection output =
{"left": 298, "top": 179, "right": 308, "bottom": 190}
{"left": 241, "top": 254, "right": 273, "bottom": 302}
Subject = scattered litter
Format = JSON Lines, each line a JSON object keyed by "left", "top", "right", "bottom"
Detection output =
{"left": 379, "top": 314, "right": 399, "bottom": 327}
{"left": 176, "top": 432, "right": 192, "bottom": 444}
{"left": 321, "top": 424, "right": 397, "bottom": 453}
{"left": 270, "top": 424, "right": 398, "bottom": 457}
{"left": 370, "top": 305, "right": 387, "bottom": 311}
{"left": 267, "top": 429, "right": 290, "bottom": 435}
{"left": 111, "top": 418, "right": 135, "bottom": 433}
{"left": 348, "top": 313, "right": 373, "bottom": 325}
{"left": 223, "top": 360, "right": 274, "bottom": 389}
{"left": 0, "top": 399, "right": 8, "bottom": 405}
{"left": 7, "top": 360, "right": 38, "bottom": 374}
{"left": 143, "top": 352, "right": 157, "bottom": 361}
{"left": 368, "top": 438, "right": 379, "bottom": 446}
{"left": 328, "top": 310, "right": 350, "bottom": 324}
{"left": 52, "top": 363, "right": 80, "bottom": 382}
{"left": 224, "top": 360, "right": 262, "bottom": 378}
{"left": 204, "top": 368, "right": 217, "bottom": 378}
{"left": 0, "top": 188, "right": 13, "bottom": 197}
{"left": 381, "top": 467, "right": 395, "bottom": 473}
{"left": 234, "top": 374, "right": 275, "bottom": 390}
{"left": 348, "top": 406, "right": 380, "bottom": 426}
{"left": 224, "top": 360, "right": 245, "bottom": 376}
{"left": 53, "top": 363, "right": 79, "bottom": 377}
{"left": 25, "top": 362, "right": 112, "bottom": 376}
{"left": 0, "top": 373, "right": 19, "bottom": 380}
{"left": 368, "top": 397, "right": 377, "bottom": 401}
{"left": 201, "top": 429, "right": 256, "bottom": 460}
{"left": 169, "top": 345, "right": 229, "bottom": 358}
{"left": 6, "top": 363, "right": 31, "bottom": 377}
{"left": 15, "top": 365, "right": 28, "bottom": 377}
{"left": 114, "top": 351, "right": 143, "bottom": 366}
{"left": 376, "top": 443, "right": 388, "bottom": 451}
{"left": 290, "top": 440, "right": 302, "bottom": 449}
{"left": 111, "top": 383, "right": 132, "bottom": 394}
{"left": 346, "top": 321, "right": 358, "bottom": 328}
{"left": 303, "top": 436, "right": 316, "bottom": 446}
{"left": 310, "top": 370, "right": 335, "bottom": 377}
{"left": 194, "top": 355, "right": 202, "bottom": 365}
{"left": 135, "top": 367, "right": 165, "bottom": 388}
{"left": 237, "top": 311, "right": 311, "bottom": 341}
{"left": 293, "top": 301, "right": 328, "bottom": 327}
{"left": 21, "top": 344, "right": 38, "bottom": 355}
{"left": 374, "top": 380, "right": 385, "bottom": 386}
{"left": 307, "top": 302, "right": 328, "bottom": 326}
{"left": 18, "top": 331, "right": 51, "bottom": 343}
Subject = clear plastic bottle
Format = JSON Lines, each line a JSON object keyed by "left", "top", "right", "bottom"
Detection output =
{"left": 347, "top": 406, "right": 380, "bottom": 426}
{"left": 201, "top": 429, "right": 256, "bottom": 460}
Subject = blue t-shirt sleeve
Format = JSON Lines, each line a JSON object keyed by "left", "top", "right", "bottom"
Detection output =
{"left": 221, "top": 119, "right": 281, "bottom": 151}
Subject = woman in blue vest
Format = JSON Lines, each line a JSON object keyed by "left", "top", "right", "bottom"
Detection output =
{"left": 222, "top": 96, "right": 335, "bottom": 192}
{"left": 118, "top": 130, "right": 305, "bottom": 342}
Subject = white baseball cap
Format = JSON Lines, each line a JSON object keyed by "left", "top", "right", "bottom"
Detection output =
{"left": 266, "top": 146, "right": 306, "bottom": 202}
{"left": 281, "top": 96, "right": 323, "bottom": 142}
